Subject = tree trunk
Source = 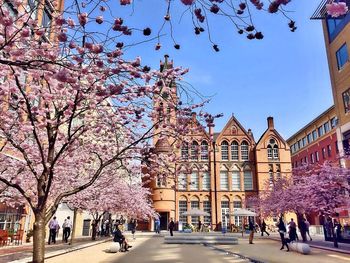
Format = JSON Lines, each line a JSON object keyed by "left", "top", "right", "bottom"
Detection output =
{"left": 33, "top": 211, "right": 46, "bottom": 263}
{"left": 70, "top": 208, "right": 78, "bottom": 245}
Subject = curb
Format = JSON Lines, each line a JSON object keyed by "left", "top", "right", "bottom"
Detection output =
{"left": 9, "top": 239, "right": 112, "bottom": 263}
{"left": 268, "top": 237, "right": 350, "bottom": 255}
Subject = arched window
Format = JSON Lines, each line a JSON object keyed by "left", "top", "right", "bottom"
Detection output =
{"left": 233, "top": 196, "right": 242, "bottom": 208}
{"left": 221, "top": 196, "right": 230, "bottom": 229}
{"left": 231, "top": 141, "right": 239, "bottom": 160}
{"left": 178, "top": 173, "right": 187, "bottom": 190}
{"left": 181, "top": 142, "right": 189, "bottom": 160}
{"left": 203, "top": 196, "right": 211, "bottom": 225}
{"left": 268, "top": 139, "right": 279, "bottom": 160}
{"left": 191, "top": 196, "right": 200, "bottom": 225}
{"left": 276, "top": 166, "right": 281, "bottom": 180}
{"left": 243, "top": 168, "right": 253, "bottom": 190}
{"left": 241, "top": 141, "right": 249, "bottom": 161}
{"left": 179, "top": 196, "right": 188, "bottom": 223}
{"left": 191, "top": 141, "right": 199, "bottom": 160}
{"left": 201, "top": 141, "right": 209, "bottom": 160}
{"left": 190, "top": 172, "right": 199, "bottom": 190}
{"left": 202, "top": 172, "right": 210, "bottom": 190}
{"left": 232, "top": 170, "right": 241, "bottom": 191}
{"left": 220, "top": 167, "right": 229, "bottom": 190}
{"left": 269, "top": 169, "right": 274, "bottom": 189}
{"left": 221, "top": 140, "right": 229, "bottom": 160}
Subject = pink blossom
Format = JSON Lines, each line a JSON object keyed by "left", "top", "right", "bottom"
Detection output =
{"left": 21, "top": 27, "right": 30, "bottom": 38}
{"left": 326, "top": 2, "right": 348, "bottom": 18}
{"left": 91, "top": 44, "right": 103, "bottom": 53}
{"left": 120, "top": 0, "right": 132, "bottom": 5}
{"left": 57, "top": 32, "right": 68, "bottom": 42}
{"left": 181, "top": 0, "right": 195, "bottom": 5}
{"left": 78, "top": 13, "right": 88, "bottom": 26}
{"left": 95, "top": 16, "right": 103, "bottom": 24}
{"left": 55, "top": 16, "right": 66, "bottom": 26}
{"left": 67, "top": 18, "right": 75, "bottom": 28}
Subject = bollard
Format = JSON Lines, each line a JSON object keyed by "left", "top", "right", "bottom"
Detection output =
{"left": 289, "top": 242, "right": 311, "bottom": 255}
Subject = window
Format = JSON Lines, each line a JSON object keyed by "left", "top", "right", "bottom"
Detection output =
{"left": 203, "top": 200, "right": 211, "bottom": 225}
{"left": 336, "top": 142, "right": 339, "bottom": 153}
{"left": 318, "top": 126, "right": 324, "bottom": 137}
{"left": 268, "top": 139, "right": 279, "bottom": 159}
{"left": 336, "top": 43, "right": 349, "bottom": 70}
{"left": 220, "top": 171, "right": 229, "bottom": 190}
{"left": 202, "top": 172, "right": 210, "bottom": 190}
{"left": 178, "top": 173, "right": 187, "bottom": 190}
{"left": 327, "top": 18, "right": 343, "bottom": 40}
{"left": 42, "top": 6, "right": 53, "bottom": 37}
{"left": 231, "top": 141, "right": 239, "bottom": 160}
{"left": 331, "top": 117, "right": 338, "bottom": 129}
{"left": 241, "top": 141, "right": 249, "bottom": 161}
{"left": 322, "top": 147, "right": 326, "bottom": 159}
{"left": 269, "top": 169, "right": 274, "bottom": 188}
{"left": 179, "top": 200, "right": 187, "bottom": 223}
{"left": 302, "top": 137, "right": 307, "bottom": 147}
{"left": 28, "top": 0, "right": 38, "bottom": 19}
{"left": 343, "top": 89, "right": 350, "bottom": 113}
{"left": 307, "top": 133, "right": 312, "bottom": 144}
{"left": 243, "top": 170, "right": 253, "bottom": 190}
{"left": 3, "top": 0, "right": 18, "bottom": 17}
{"left": 233, "top": 197, "right": 242, "bottom": 208}
{"left": 221, "top": 141, "right": 229, "bottom": 160}
{"left": 232, "top": 171, "right": 240, "bottom": 191}
{"left": 327, "top": 145, "right": 332, "bottom": 157}
{"left": 312, "top": 130, "right": 318, "bottom": 141}
{"left": 324, "top": 122, "right": 330, "bottom": 133}
{"left": 191, "top": 141, "right": 199, "bottom": 160}
{"left": 200, "top": 141, "right": 209, "bottom": 160}
{"left": 276, "top": 168, "right": 281, "bottom": 180}
{"left": 315, "top": 151, "right": 319, "bottom": 162}
{"left": 297, "top": 140, "right": 301, "bottom": 149}
{"left": 190, "top": 172, "right": 199, "bottom": 190}
{"left": 191, "top": 200, "right": 199, "bottom": 224}
{"left": 310, "top": 153, "right": 314, "bottom": 164}
{"left": 181, "top": 142, "right": 189, "bottom": 160}
{"left": 157, "top": 175, "right": 166, "bottom": 187}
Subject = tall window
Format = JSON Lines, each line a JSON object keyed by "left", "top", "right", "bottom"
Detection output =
{"left": 312, "top": 130, "right": 318, "bottom": 141}
{"left": 179, "top": 200, "right": 187, "bottom": 223}
{"left": 191, "top": 199, "right": 199, "bottom": 224}
{"left": 324, "top": 122, "right": 330, "bottom": 133}
{"left": 268, "top": 139, "right": 279, "bottom": 160}
{"left": 327, "top": 145, "right": 332, "bottom": 157}
{"left": 203, "top": 200, "right": 211, "bottom": 225}
{"left": 178, "top": 173, "right": 187, "bottom": 190}
{"left": 276, "top": 167, "right": 281, "bottom": 180}
{"left": 200, "top": 141, "right": 209, "bottom": 160}
{"left": 233, "top": 197, "right": 242, "bottom": 208}
{"left": 221, "top": 200, "right": 230, "bottom": 229}
{"left": 221, "top": 141, "right": 229, "bottom": 160}
{"left": 181, "top": 142, "right": 189, "bottom": 160}
{"left": 220, "top": 171, "right": 229, "bottom": 190}
{"left": 331, "top": 117, "right": 338, "bottom": 129}
{"left": 28, "top": 0, "right": 38, "bottom": 19}
{"left": 202, "top": 172, "right": 210, "bottom": 190}
{"left": 190, "top": 172, "right": 199, "bottom": 190}
{"left": 232, "top": 171, "right": 240, "bottom": 191}
{"left": 318, "top": 126, "right": 324, "bottom": 137}
{"left": 302, "top": 137, "right": 307, "bottom": 147}
{"left": 269, "top": 169, "right": 274, "bottom": 188}
{"left": 336, "top": 43, "right": 348, "bottom": 70}
{"left": 231, "top": 141, "right": 239, "bottom": 160}
{"left": 315, "top": 151, "right": 319, "bottom": 162}
{"left": 307, "top": 133, "right": 312, "bottom": 144}
{"left": 241, "top": 141, "right": 249, "bottom": 161}
{"left": 191, "top": 141, "right": 199, "bottom": 160}
{"left": 343, "top": 88, "right": 350, "bottom": 113}
{"left": 244, "top": 170, "right": 253, "bottom": 190}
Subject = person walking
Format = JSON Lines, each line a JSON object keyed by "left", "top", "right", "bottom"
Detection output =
{"left": 129, "top": 218, "right": 137, "bottom": 240}
{"left": 248, "top": 218, "right": 255, "bottom": 244}
{"left": 260, "top": 220, "right": 270, "bottom": 236}
{"left": 299, "top": 218, "right": 307, "bottom": 242}
{"left": 62, "top": 216, "right": 73, "bottom": 243}
{"left": 168, "top": 218, "right": 175, "bottom": 236}
{"left": 155, "top": 218, "right": 160, "bottom": 234}
{"left": 277, "top": 217, "right": 289, "bottom": 251}
{"left": 288, "top": 218, "right": 298, "bottom": 242}
{"left": 305, "top": 219, "right": 312, "bottom": 241}
{"left": 48, "top": 216, "right": 59, "bottom": 245}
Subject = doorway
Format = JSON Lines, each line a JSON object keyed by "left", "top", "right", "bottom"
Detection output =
{"left": 159, "top": 212, "right": 169, "bottom": 230}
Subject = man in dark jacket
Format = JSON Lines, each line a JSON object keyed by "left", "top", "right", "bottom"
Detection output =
{"left": 278, "top": 217, "right": 289, "bottom": 251}
{"left": 248, "top": 218, "right": 255, "bottom": 244}
{"left": 168, "top": 218, "right": 175, "bottom": 236}
{"left": 113, "top": 226, "right": 132, "bottom": 252}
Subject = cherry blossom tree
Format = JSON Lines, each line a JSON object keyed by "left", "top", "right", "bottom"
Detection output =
{"left": 250, "top": 161, "right": 350, "bottom": 219}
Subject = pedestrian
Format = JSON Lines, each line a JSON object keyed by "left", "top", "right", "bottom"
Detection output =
{"left": 168, "top": 218, "right": 175, "bottom": 236}
{"left": 305, "top": 219, "right": 312, "bottom": 241}
{"left": 299, "top": 218, "right": 307, "bottom": 242}
{"left": 335, "top": 220, "right": 342, "bottom": 241}
{"left": 277, "top": 217, "right": 289, "bottom": 252}
{"left": 62, "top": 216, "right": 73, "bottom": 243}
{"left": 260, "top": 220, "right": 270, "bottom": 236}
{"left": 48, "top": 216, "right": 59, "bottom": 245}
{"left": 248, "top": 218, "right": 255, "bottom": 244}
{"left": 129, "top": 218, "right": 137, "bottom": 240}
{"left": 288, "top": 218, "right": 298, "bottom": 242}
{"left": 113, "top": 225, "right": 132, "bottom": 252}
{"left": 155, "top": 218, "right": 160, "bottom": 234}
{"left": 198, "top": 219, "right": 202, "bottom": 232}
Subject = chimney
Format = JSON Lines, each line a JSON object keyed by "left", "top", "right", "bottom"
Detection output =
{"left": 248, "top": 128, "right": 254, "bottom": 138}
{"left": 267, "top": 117, "right": 274, "bottom": 129}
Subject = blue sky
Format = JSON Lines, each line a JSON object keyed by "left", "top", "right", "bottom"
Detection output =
{"left": 116, "top": 0, "right": 332, "bottom": 140}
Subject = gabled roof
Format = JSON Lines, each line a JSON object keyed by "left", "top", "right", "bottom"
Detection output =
{"left": 215, "top": 115, "right": 255, "bottom": 144}
{"left": 256, "top": 127, "right": 288, "bottom": 149}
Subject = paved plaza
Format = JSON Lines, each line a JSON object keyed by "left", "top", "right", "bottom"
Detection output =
{"left": 42, "top": 234, "right": 349, "bottom": 263}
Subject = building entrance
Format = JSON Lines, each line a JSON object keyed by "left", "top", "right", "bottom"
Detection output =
{"left": 159, "top": 212, "right": 169, "bottom": 230}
